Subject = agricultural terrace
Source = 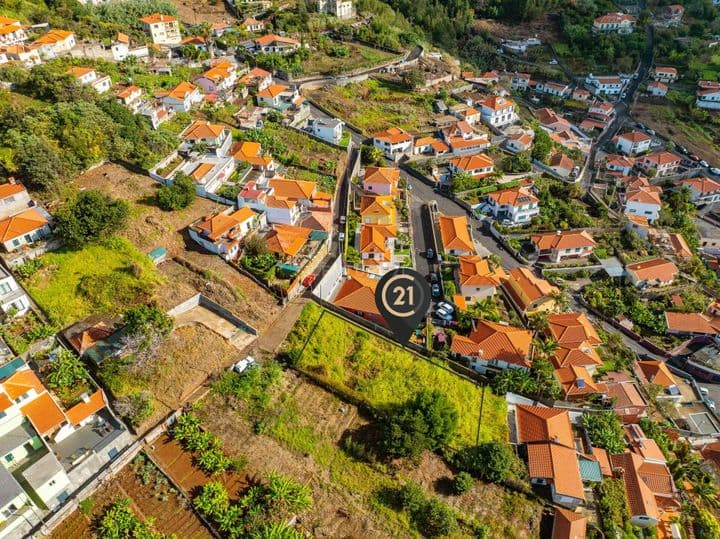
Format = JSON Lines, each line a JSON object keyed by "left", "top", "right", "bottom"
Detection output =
{"left": 302, "top": 39, "right": 400, "bottom": 75}
{"left": 306, "top": 79, "right": 437, "bottom": 133}
{"left": 284, "top": 303, "right": 508, "bottom": 446}
{"left": 24, "top": 237, "right": 161, "bottom": 327}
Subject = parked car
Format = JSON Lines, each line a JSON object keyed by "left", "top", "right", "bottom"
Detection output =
{"left": 647, "top": 129, "right": 656, "bottom": 136}
{"left": 710, "top": 167, "right": 720, "bottom": 175}
{"left": 428, "top": 272, "right": 439, "bottom": 283}
{"left": 690, "top": 154, "right": 701, "bottom": 162}
{"left": 231, "top": 356, "right": 257, "bottom": 374}
{"left": 548, "top": 59, "right": 558, "bottom": 65}
{"left": 700, "top": 160, "right": 709, "bottom": 168}
{"left": 621, "top": 92, "right": 627, "bottom": 99}
{"left": 426, "top": 248, "right": 435, "bottom": 260}
{"left": 437, "top": 301, "right": 455, "bottom": 313}
{"left": 700, "top": 386, "right": 710, "bottom": 396}
{"left": 431, "top": 283, "right": 441, "bottom": 298}
{"left": 435, "top": 307, "right": 452, "bottom": 319}
{"left": 339, "top": 232, "right": 345, "bottom": 242}
{"left": 339, "top": 215, "right": 346, "bottom": 225}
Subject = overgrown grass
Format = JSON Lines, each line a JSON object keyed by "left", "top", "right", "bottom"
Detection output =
{"left": 307, "top": 79, "right": 436, "bottom": 133}
{"left": 284, "top": 303, "right": 508, "bottom": 447}
{"left": 302, "top": 41, "right": 399, "bottom": 75}
{"left": 25, "top": 237, "right": 161, "bottom": 326}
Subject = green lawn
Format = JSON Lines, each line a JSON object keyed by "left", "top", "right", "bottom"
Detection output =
{"left": 284, "top": 303, "right": 508, "bottom": 447}
{"left": 302, "top": 41, "right": 399, "bottom": 75}
{"left": 25, "top": 237, "right": 161, "bottom": 326}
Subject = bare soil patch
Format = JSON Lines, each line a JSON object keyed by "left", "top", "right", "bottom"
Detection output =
{"left": 49, "top": 457, "right": 211, "bottom": 539}
{"left": 170, "top": 0, "right": 236, "bottom": 25}
{"left": 473, "top": 14, "right": 562, "bottom": 43}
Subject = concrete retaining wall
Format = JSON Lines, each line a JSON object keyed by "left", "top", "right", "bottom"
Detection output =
{"left": 167, "top": 293, "right": 258, "bottom": 336}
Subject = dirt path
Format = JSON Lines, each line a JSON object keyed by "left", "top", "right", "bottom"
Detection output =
{"left": 243, "top": 297, "right": 309, "bottom": 358}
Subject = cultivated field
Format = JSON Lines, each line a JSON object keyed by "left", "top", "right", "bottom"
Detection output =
{"left": 633, "top": 101, "right": 720, "bottom": 164}
{"left": 306, "top": 79, "right": 437, "bottom": 133}
{"left": 50, "top": 453, "right": 211, "bottom": 539}
{"left": 284, "top": 303, "right": 509, "bottom": 446}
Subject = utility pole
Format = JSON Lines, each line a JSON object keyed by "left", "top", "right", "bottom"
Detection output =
{"left": 476, "top": 382, "right": 486, "bottom": 445}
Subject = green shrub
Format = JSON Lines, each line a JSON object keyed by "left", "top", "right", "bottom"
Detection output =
{"left": 450, "top": 471, "right": 474, "bottom": 495}
{"left": 46, "top": 348, "right": 88, "bottom": 389}
{"left": 453, "top": 441, "right": 523, "bottom": 484}
{"left": 55, "top": 190, "right": 130, "bottom": 249}
{"left": 391, "top": 481, "right": 458, "bottom": 538}
{"left": 157, "top": 173, "right": 195, "bottom": 211}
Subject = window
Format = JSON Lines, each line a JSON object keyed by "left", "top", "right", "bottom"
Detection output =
{"left": 4, "top": 453, "right": 13, "bottom": 463}
{"left": 0, "top": 282, "right": 11, "bottom": 294}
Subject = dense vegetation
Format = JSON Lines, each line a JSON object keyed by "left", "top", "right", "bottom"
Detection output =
{"left": 157, "top": 173, "right": 196, "bottom": 211}
{"left": 0, "top": 61, "right": 177, "bottom": 192}
{"left": 55, "top": 190, "right": 130, "bottom": 248}
{"left": 595, "top": 478, "right": 633, "bottom": 538}
{"left": 99, "top": 497, "right": 176, "bottom": 539}
{"left": 581, "top": 411, "right": 626, "bottom": 454}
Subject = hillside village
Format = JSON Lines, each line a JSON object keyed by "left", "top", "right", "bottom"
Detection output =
{"left": 0, "top": 0, "right": 718, "bottom": 537}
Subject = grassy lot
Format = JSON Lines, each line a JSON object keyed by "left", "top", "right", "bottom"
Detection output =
{"left": 25, "top": 237, "right": 161, "bottom": 327}
{"left": 259, "top": 123, "right": 344, "bottom": 176}
{"left": 633, "top": 101, "right": 720, "bottom": 163}
{"left": 303, "top": 41, "right": 400, "bottom": 75}
{"left": 284, "top": 303, "right": 508, "bottom": 447}
{"left": 306, "top": 79, "right": 436, "bottom": 134}
{"left": 688, "top": 53, "right": 720, "bottom": 82}
{"left": 198, "top": 368, "right": 542, "bottom": 538}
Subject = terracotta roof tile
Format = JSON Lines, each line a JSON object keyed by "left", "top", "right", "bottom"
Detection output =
{"left": 626, "top": 258, "right": 678, "bottom": 283}
{"left": 552, "top": 507, "right": 587, "bottom": 539}
{"left": 65, "top": 389, "right": 106, "bottom": 426}
{"left": 372, "top": 127, "right": 413, "bottom": 144}
{"left": 516, "top": 404, "right": 574, "bottom": 448}
{"left": 527, "top": 443, "right": 585, "bottom": 500}
{"left": 547, "top": 313, "right": 601, "bottom": 345}
{"left": 333, "top": 269, "right": 381, "bottom": 317}
{"left": 438, "top": 214, "right": 474, "bottom": 253}
{"left": 457, "top": 255, "right": 506, "bottom": 287}
{"left": 637, "top": 361, "right": 676, "bottom": 388}
{"left": 450, "top": 320, "right": 532, "bottom": 367}
{"left": 3, "top": 368, "right": 44, "bottom": 399}
{"left": 531, "top": 231, "right": 595, "bottom": 253}
{"left": 21, "top": 391, "right": 65, "bottom": 435}
{"left": 487, "top": 186, "right": 538, "bottom": 207}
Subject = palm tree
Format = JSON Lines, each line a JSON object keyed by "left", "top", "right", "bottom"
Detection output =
{"left": 528, "top": 311, "right": 549, "bottom": 332}
{"left": 472, "top": 297, "right": 500, "bottom": 322}
{"left": 551, "top": 289, "right": 571, "bottom": 312}
{"left": 533, "top": 337, "right": 559, "bottom": 362}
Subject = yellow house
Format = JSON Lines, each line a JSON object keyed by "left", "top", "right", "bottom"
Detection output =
{"left": 502, "top": 267, "right": 559, "bottom": 315}
{"left": 360, "top": 195, "right": 396, "bottom": 226}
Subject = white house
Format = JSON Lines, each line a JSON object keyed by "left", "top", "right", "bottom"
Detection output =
{"left": 110, "top": 33, "right": 148, "bottom": 61}
{"left": 311, "top": 117, "right": 344, "bottom": 145}
{"left": 66, "top": 67, "right": 111, "bottom": 94}
{"left": 678, "top": 177, "right": 720, "bottom": 205}
{"left": 505, "top": 132, "right": 533, "bottom": 154}
{"left": 530, "top": 230, "right": 596, "bottom": 263}
{"left": 479, "top": 96, "right": 517, "bottom": 127}
{"left": 616, "top": 131, "right": 652, "bottom": 155}
{"left": 189, "top": 207, "right": 265, "bottom": 261}
{"left": 19, "top": 452, "right": 71, "bottom": 510}
{"left": 116, "top": 85, "right": 144, "bottom": 112}
{"left": 238, "top": 182, "right": 301, "bottom": 226}
{"left": 30, "top": 29, "right": 75, "bottom": 58}
{"left": 317, "top": 0, "right": 354, "bottom": 19}
{"left": 625, "top": 258, "right": 678, "bottom": 288}
{"left": 606, "top": 155, "right": 635, "bottom": 176}
{"left": 534, "top": 81, "right": 571, "bottom": 97}
{"left": 194, "top": 60, "right": 237, "bottom": 95}
{"left": 509, "top": 72, "right": 531, "bottom": 90}
{"left": 486, "top": 186, "right": 540, "bottom": 225}
{"left": 140, "top": 13, "right": 181, "bottom": 45}
{"left": 250, "top": 34, "right": 301, "bottom": 55}
{"left": 0, "top": 182, "right": 32, "bottom": 220}
{"left": 449, "top": 154, "right": 494, "bottom": 179}
{"left": 637, "top": 151, "right": 681, "bottom": 177}
{"left": 0, "top": 18, "right": 27, "bottom": 46}
{"left": 0, "top": 265, "right": 29, "bottom": 316}
{"left": 623, "top": 185, "right": 663, "bottom": 223}
{"left": 0, "top": 208, "right": 51, "bottom": 252}
{"left": 372, "top": 127, "right": 414, "bottom": 160}
{"left": 2, "top": 45, "right": 41, "bottom": 67}
{"left": 652, "top": 67, "right": 678, "bottom": 83}
{"left": 586, "top": 74, "right": 624, "bottom": 96}
{"left": 593, "top": 12, "right": 636, "bottom": 33}
{"left": 179, "top": 120, "right": 232, "bottom": 157}
{"left": 647, "top": 81, "right": 668, "bottom": 97}
{"left": 159, "top": 82, "right": 203, "bottom": 113}
{"left": 696, "top": 81, "right": 720, "bottom": 110}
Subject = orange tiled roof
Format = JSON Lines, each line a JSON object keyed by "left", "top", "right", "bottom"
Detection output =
{"left": 505, "top": 267, "right": 559, "bottom": 310}
{"left": 0, "top": 209, "right": 48, "bottom": 244}
{"left": 556, "top": 365, "right": 607, "bottom": 398}
{"left": 66, "top": 66, "right": 94, "bottom": 78}
{"left": 180, "top": 120, "right": 226, "bottom": 140}
{"left": 372, "top": 127, "right": 413, "bottom": 145}
{"left": 618, "top": 130, "right": 651, "bottom": 143}
{"left": 360, "top": 195, "right": 396, "bottom": 220}
{"left": 33, "top": 29, "right": 73, "bottom": 45}
{"left": 480, "top": 95, "right": 514, "bottom": 111}
{"left": 626, "top": 258, "right": 678, "bottom": 283}
{"left": 21, "top": 391, "right": 66, "bottom": 435}
{"left": 487, "top": 185, "right": 538, "bottom": 207}
{"left": 359, "top": 224, "right": 395, "bottom": 261}
{"left": 163, "top": 81, "right": 198, "bottom": 101}
{"left": 668, "top": 233, "right": 692, "bottom": 258}
{"left": 198, "top": 65, "right": 233, "bottom": 83}
{"left": 638, "top": 361, "right": 676, "bottom": 388}
{"left": 265, "top": 224, "right": 311, "bottom": 257}
{"left": 626, "top": 185, "right": 662, "bottom": 206}
{"left": 457, "top": 255, "right": 506, "bottom": 287}
{"left": 69, "top": 322, "right": 113, "bottom": 355}
{"left": 450, "top": 153, "right": 494, "bottom": 172}
{"left": 2, "top": 368, "right": 44, "bottom": 399}
{"left": 450, "top": 320, "right": 532, "bottom": 367}
{"left": 643, "top": 151, "right": 680, "bottom": 166}
{"left": 240, "top": 67, "right": 272, "bottom": 85}
{"left": 257, "top": 84, "right": 290, "bottom": 98}
{"left": 665, "top": 311, "right": 719, "bottom": 335}
{"left": 515, "top": 404, "right": 574, "bottom": 448}
{"left": 191, "top": 162, "right": 214, "bottom": 182}
{"left": 547, "top": 312, "right": 601, "bottom": 346}
{"left": 610, "top": 452, "right": 660, "bottom": 520}
{"left": 0, "top": 393, "right": 12, "bottom": 412}
{"left": 116, "top": 85, "right": 142, "bottom": 100}
{"left": 333, "top": 268, "right": 381, "bottom": 317}
{"left": 606, "top": 380, "right": 647, "bottom": 410}
{"left": 363, "top": 167, "right": 400, "bottom": 186}
{"left": 548, "top": 152, "right": 574, "bottom": 171}
{"left": 0, "top": 182, "right": 26, "bottom": 199}
{"left": 438, "top": 214, "right": 474, "bottom": 253}
{"left": 66, "top": 390, "right": 106, "bottom": 426}
{"left": 551, "top": 343, "right": 602, "bottom": 369}
{"left": 552, "top": 507, "right": 587, "bottom": 539}
{"left": 527, "top": 443, "right": 585, "bottom": 500}
{"left": 679, "top": 176, "right": 720, "bottom": 194}
{"left": 196, "top": 207, "right": 257, "bottom": 241}
{"left": 269, "top": 178, "right": 316, "bottom": 200}
{"left": 254, "top": 34, "right": 300, "bottom": 47}
{"left": 531, "top": 231, "right": 595, "bottom": 253}
{"left": 141, "top": 13, "right": 177, "bottom": 24}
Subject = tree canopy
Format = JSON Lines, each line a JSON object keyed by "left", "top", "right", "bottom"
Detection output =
{"left": 54, "top": 190, "right": 130, "bottom": 248}
{"left": 381, "top": 389, "right": 458, "bottom": 457}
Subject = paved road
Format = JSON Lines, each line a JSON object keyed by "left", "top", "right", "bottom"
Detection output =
{"left": 401, "top": 170, "right": 521, "bottom": 270}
